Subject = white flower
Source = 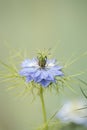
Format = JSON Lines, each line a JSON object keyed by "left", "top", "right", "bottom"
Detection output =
{"left": 56, "top": 100, "right": 87, "bottom": 126}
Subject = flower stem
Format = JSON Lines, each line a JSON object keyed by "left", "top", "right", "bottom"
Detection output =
{"left": 39, "top": 87, "right": 48, "bottom": 130}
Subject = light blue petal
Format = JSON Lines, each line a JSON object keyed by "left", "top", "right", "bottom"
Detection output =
{"left": 31, "top": 58, "right": 38, "bottom": 63}
{"left": 27, "top": 68, "right": 37, "bottom": 74}
{"left": 21, "top": 58, "right": 38, "bottom": 68}
{"left": 39, "top": 80, "right": 51, "bottom": 87}
{"left": 47, "top": 75, "right": 55, "bottom": 81}
{"left": 19, "top": 68, "right": 30, "bottom": 76}
{"left": 19, "top": 68, "right": 37, "bottom": 76}
{"left": 34, "top": 69, "right": 41, "bottom": 77}
{"left": 54, "top": 70, "right": 64, "bottom": 76}
{"left": 40, "top": 69, "right": 49, "bottom": 79}
{"left": 52, "top": 66, "right": 63, "bottom": 70}
{"left": 21, "top": 59, "right": 32, "bottom": 67}
{"left": 47, "top": 59, "right": 56, "bottom": 64}
{"left": 33, "top": 70, "right": 42, "bottom": 82}
{"left": 34, "top": 75, "right": 42, "bottom": 82}
{"left": 50, "top": 70, "right": 63, "bottom": 76}
{"left": 26, "top": 76, "right": 33, "bottom": 82}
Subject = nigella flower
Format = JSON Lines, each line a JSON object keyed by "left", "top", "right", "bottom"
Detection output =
{"left": 19, "top": 52, "right": 63, "bottom": 87}
{"left": 56, "top": 100, "right": 87, "bottom": 126}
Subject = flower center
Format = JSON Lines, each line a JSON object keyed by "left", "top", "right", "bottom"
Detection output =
{"left": 38, "top": 56, "right": 47, "bottom": 68}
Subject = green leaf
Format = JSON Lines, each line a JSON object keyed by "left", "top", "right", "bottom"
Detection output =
{"left": 80, "top": 87, "right": 87, "bottom": 99}
{"left": 79, "top": 79, "right": 87, "bottom": 86}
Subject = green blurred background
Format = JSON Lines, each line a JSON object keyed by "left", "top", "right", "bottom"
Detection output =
{"left": 0, "top": 0, "right": 87, "bottom": 130}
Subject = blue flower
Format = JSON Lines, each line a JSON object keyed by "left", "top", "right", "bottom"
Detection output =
{"left": 19, "top": 55, "right": 63, "bottom": 87}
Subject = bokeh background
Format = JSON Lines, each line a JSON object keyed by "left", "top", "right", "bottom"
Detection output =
{"left": 0, "top": 0, "right": 87, "bottom": 130}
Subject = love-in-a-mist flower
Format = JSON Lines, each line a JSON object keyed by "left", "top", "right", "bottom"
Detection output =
{"left": 56, "top": 100, "right": 87, "bottom": 126}
{"left": 19, "top": 52, "right": 63, "bottom": 87}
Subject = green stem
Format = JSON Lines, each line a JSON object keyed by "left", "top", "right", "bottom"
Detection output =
{"left": 39, "top": 87, "right": 48, "bottom": 130}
